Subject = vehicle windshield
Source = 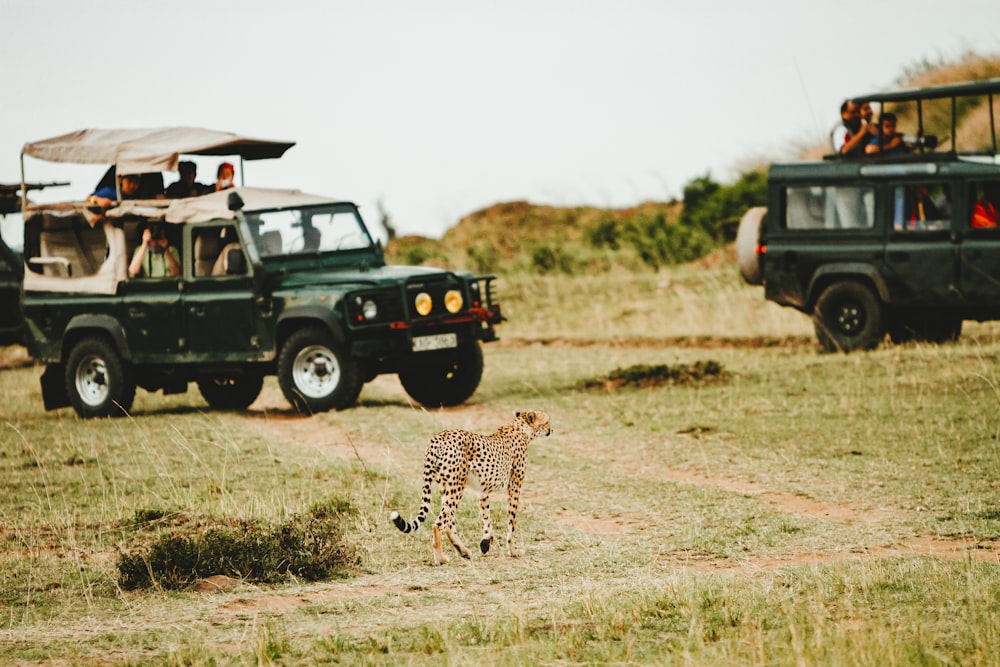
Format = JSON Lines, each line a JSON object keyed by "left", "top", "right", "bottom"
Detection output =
{"left": 247, "top": 204, "right": 373, "bottom": 258}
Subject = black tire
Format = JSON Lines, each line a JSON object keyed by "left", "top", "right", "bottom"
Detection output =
{"left": 64, "top": 336, "right": 135, "bottom": 418}
{"left": 812, "top": 282, "right": 885, "bottom": 353}
{"left": 399, "top": 342, "right": 484, "bottom": 407}
{"left": 277, "top": 326, "right": 362, "bottom": 414}
{"left": 196, "top": 373, "right": 263, "bottom": 410}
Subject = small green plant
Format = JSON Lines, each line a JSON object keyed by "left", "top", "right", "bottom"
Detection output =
{"left": 117, "top": 499, "right": 358, "bottom": 590}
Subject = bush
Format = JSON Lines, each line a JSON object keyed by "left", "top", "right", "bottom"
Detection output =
{"left": 529, "top": 243, "right": 577, "bottom": 275}
{"left": 679, "top": 171, "right": 767, "bottom": 243}
{"left": 581, "top": 360, "right": 725, "bottom": 390}
{"left": 117, "top": 499, "right": 358, "bottom": 590}
{"left": 467, "top": 243, "right": 501, "bottom": 273}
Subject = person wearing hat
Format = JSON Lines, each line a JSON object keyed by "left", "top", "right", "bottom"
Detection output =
{"left": 87, "top": 173, "right": 142, "bottom": 208}
{"left": 165, "top": 161, "right": 208, "bottom": 198}
{"left": 214, "top": 162, "right": 236, "bottom": 191}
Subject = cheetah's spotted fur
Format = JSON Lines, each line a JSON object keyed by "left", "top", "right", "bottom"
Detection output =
{"left": 391, "top": 411, "right": 552, "bottom": 564}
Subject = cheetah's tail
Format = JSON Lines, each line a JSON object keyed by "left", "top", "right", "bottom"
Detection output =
{"left": 390, "top": 510, "right": 425, "bottom": 533}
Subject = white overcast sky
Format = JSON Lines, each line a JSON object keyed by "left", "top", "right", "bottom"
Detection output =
{"left": 2, "top": 0, "right": 999, "bottom": 238}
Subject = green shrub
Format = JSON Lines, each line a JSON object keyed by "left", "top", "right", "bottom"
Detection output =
{"left": 679, "top": 171, "right": 767, "bottom": 243}
{"left": 467, "top": 243, "right": 501, "bottom": 273}
{"left": 581, "top": 360, "right": 725, "bottom": 390}
{"left": 117, "top": 499, "right": 358, "bottom": 590}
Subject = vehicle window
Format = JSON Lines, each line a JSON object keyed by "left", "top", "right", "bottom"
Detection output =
{"left": 891, "top": 183, "right": 951, "bottom": 232}
{"left": 26, "top": 213, "right": 108, "bottom": 277}
{"left": 969, "top": 180, "right": 1000, "bottom": 230}
{"left": 193, "top": 225, "right": 243, "bottom": 277}
{"left": 252, "top": 206, "right": 373, "bottom": 258}
{"left": 784, "top": 185, "right": 874, "bottom": 230}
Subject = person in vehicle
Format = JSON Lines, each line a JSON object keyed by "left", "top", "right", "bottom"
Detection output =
{"left": 129, "top": 221, "right": 180, "bottom": 278}
{"left": 859, "top": 101, "right": 875, "bottom": 128}
{"left": 88, "top": 173, "right": 143, "bottom": 208}
{"left": 832, "top": 100, "right": 874, "bottom": 157}
{"left": 866, "top": 113, "right": 906, "bottom": 156}
{"left": 165, "top": 161, "right": 208, "bottom": 198}
{"left": 972, "top": 183, "right": 1000, "bottom": 228}
{"left": 214, "top": 162, "right": 236, "bottom": 191}
{"left": 909, "top": 184, "right": 941, "bottom": 226}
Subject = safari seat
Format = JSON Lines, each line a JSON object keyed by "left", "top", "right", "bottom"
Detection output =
{"left": 194, "top": 233, "right": 220, "bottom": 277}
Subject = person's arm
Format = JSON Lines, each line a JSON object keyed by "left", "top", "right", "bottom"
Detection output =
{"left": 866, "top": 133, "right": 903, "bottom": 154}
{"left": 841, "top": 124, "right": 872, "bottom": 155}
{"left": 128, "top": 229, "right": 152, "bottom": 277}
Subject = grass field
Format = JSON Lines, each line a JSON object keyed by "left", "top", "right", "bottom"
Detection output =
{"left": 2, "top": 266, "right": 1000, "bottom": 665}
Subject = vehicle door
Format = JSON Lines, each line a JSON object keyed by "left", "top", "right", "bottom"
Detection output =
{"left": 116, "top": 220, "right": 183, "bottom": 361}
{"left": 958, "top": 178, "right": 1000, "bottom": 305}
{"left": 182, "top": 224, "right": 263, "bottom": 361}
{"left": 764, "top": 182, "right": 879, "bottom": 309}
{"left": 880, "top": 180, "right": 958, "bottom": 307}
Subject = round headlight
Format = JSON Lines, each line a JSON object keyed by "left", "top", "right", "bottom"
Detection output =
{"left": 362, "top": 299, "right": 378, "bottom": 320}
{"left": 444, "top": 290, "right": 463, "bottom": 313}
{"left": 415, "top": 292, "right": 432, "bottom": 316}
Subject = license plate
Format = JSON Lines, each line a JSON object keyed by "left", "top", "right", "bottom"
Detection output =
{"left": 412, "top": 333, "right": 458, "bottom": 352}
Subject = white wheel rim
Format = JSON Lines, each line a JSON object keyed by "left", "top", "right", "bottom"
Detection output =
{"left": 75, "top": 354, "right": 110, "bottom": 407}
{"left": 292, "top": 344, "right": 341, "bottom": 399}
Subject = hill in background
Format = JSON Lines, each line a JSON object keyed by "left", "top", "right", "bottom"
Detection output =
{"left": 387, "top": 53, "right": 1000, "bottom": 275}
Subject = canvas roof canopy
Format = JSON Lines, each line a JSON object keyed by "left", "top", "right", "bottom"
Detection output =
{"left": 159, "top": 186, "right": 341, "bottom": 223}
{"left": 21, "top": 127, "right": 295, "bottom": 175}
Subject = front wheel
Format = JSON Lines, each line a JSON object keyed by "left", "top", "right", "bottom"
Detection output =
{"left": 64, "top": 336, "right": 136, "bottom": 418}
{"left": 812, "top": 282, "right": 885, "bottom": 353}
{"left": 197, "top": 373, "right": 263, "bottom": 410}
{"left": 399, "top": 342, "right": 484, "bottom": 408}
{"left": 277, "top": 326, "right": 362, "bottom": 414}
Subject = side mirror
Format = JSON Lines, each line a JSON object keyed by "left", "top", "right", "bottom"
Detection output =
{"left": 227, "top": 192, "right": 244, "bottom": 212}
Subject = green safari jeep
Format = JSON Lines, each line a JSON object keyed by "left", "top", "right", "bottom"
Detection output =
{"left": 17, "top": 128, "right": 503, "bottom": 417}
{"left": 738, "top": 78, "right": 1000, "bottom": 352}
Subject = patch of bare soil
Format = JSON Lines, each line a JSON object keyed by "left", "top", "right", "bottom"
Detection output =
{"left": 0, "top": 345, "right": 32, "bottom": 370}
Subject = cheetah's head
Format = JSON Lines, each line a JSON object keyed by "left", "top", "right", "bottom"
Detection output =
{"left": 516, "top": 410, "right": 552, "bottom": 437}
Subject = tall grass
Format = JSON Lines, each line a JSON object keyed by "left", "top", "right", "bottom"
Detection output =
{"left": 3, "top": 322, "right": 1000, "bottom": 664}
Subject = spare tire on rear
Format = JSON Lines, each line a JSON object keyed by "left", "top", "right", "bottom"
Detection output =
{"left": 736, "top": 207, "right": 766, "bottom": 285}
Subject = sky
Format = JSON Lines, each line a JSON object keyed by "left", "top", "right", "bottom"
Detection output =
{"left": 2, "top": 0, "right": 1000, "bottom": 239}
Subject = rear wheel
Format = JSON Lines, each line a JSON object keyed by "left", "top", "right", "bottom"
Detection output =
{"left": 64, "top": 336, "right": 135, "bottom": 418}
{"left": 812, "top": 282, "right": 885, "bottom": 353}
{"left": 197, "top": 373, "right": 263, "bottom": 410}
{"left": 399, "top": 342, "right": 484, "bottom": 407}
{"left": 278, "top": 326, "right": 362, "bottom": 414}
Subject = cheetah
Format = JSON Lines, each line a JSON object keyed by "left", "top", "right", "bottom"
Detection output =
{"left": 390, "top": 410, "right": 552, "bottom": 565}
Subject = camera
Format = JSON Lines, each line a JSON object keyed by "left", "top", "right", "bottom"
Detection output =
{"left": 149, "top": 227, "right": 164, "bottom": 242}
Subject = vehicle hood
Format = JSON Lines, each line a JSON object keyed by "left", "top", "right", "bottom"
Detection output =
{"left": 267, "top": 263, "right": 462, "bottom": 291}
